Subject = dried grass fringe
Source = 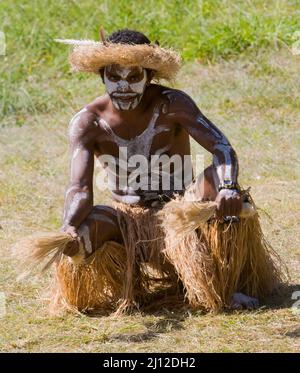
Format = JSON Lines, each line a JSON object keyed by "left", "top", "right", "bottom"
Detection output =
{"left": 50, "top": 203, "right": 182, "bottom": 315}
{"left": 113, "top": 202, "right": 182, "bottom": 315}
{"left": 14, "top": 193, "right": 285, "bottom": 314}
{"left": 50, "top": 241, "right": 127, "bottom": 314}
{"left": 12, "top": 232, "right": 74, "bottom": 278}
{"left": 160, "top": 194, "right": 285, "bottom": 311}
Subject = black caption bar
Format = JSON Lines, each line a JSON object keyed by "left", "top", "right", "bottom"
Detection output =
{"left": 0, "top": 353, "right": 299, "bottom": 370}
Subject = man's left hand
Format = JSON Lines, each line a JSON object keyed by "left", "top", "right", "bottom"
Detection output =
{"left": 215, "top": 189, "right": 242, "bottom": 218}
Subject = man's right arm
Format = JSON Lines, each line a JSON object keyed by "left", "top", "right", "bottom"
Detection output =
{"left": 61, "top": 109, "right": 97, "bottom": 237}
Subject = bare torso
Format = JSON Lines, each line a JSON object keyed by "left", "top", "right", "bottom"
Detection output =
{"left": 63, "top": 83, "right": 239, "bottom": 229}
{"left": 88, "top": 85, "right": 191, "bottom": 203}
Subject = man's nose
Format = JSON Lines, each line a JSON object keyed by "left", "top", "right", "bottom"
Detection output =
{"left": 117, "top": 80, "right": 131, "bottom": 92}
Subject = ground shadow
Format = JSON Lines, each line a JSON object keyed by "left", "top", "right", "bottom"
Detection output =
{"left": 108, "top": 309, "right": 187, "bottom": 343}
{"left": 84, "top": 283, "right": 300, "bottom": 344}
{"left": 263, "top": 283, "right": 300, "bottom": 311}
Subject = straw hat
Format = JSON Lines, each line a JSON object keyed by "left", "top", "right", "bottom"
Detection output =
{"left": 55, "top": 30, "right": 181, "bottom": 81}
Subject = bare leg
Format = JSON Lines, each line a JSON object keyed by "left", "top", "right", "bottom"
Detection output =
{"left": 63, "top": 205, "right": 123, "bottom": 258}
{"left": 185, "top": 164, "right": 219, "bottom": 202}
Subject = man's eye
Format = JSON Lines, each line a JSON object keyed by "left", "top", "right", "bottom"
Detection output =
{"left": 109, "top": 75, "right": 119, "bottom": 81}
{"left": 128, "top": 76, "right": 139, "bottom": 82}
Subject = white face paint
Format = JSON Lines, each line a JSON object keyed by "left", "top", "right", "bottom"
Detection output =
{"left": 104, "top": 65, "right": 148, "bottom": 111}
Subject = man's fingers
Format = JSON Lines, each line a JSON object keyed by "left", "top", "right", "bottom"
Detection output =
{"left": 65, "top": 226, "right": 78, "bottom": 238}
{"left": 70, "top": 231, "right": 78, "bottom": 238}
{"left": 224, "top": 196, "right": 242, "bottom": 217}
{"left": 216, "top": 190, "right": 243, "bottom": 219}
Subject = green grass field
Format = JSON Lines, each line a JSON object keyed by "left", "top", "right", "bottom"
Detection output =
{"left": 0, "top": 0, "right": 299, "bottom": 352}
{"left": 1, "top": 0, "right": 299, "bottom": 124}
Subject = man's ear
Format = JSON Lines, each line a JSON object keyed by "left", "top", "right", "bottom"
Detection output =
{"left": 99, "top": 68, "right": 105, "bottom": 83}
{"left": 146, "top": 69, "right": 155, "bottom": 85}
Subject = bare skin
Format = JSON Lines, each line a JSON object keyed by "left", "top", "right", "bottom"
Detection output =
{"left": 61, "top": 64, "right": 257, "bottom": 310}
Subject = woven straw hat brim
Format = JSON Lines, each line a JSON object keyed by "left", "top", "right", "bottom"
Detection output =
{"left": 55, "top": 40, "right": 181, "bottom": 81}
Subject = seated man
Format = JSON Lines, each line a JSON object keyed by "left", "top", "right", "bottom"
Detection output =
{"left": 55, "top": 29, "right": 281, "bottom": 313}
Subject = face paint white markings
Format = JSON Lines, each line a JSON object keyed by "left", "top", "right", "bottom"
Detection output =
{"left": 104, "top": 66, "right": 147, "bottom": 111}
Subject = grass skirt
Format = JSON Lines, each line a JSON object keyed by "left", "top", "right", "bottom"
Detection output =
{"left": 50, "top": 202, "right": 182, "bottom": 315}
{"left": 51, "top": 195, "right": 284, "bottom": 314}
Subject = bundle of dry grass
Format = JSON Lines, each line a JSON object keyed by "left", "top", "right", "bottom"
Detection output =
{"left": 50, "top": 241, "right": 127, "bottom": 314}
{"left": 55, "top": 40, "right": 181, "bottom": 81}
{"left": 201, "top": 215, "right": 283, "bottom": 306}
{"left": 12, "top": 232, "right": 76, "bottom": 278}
{"left": 12, "top": 231, "right": 127, "bottom": 313}
{"left": 159, "top": 194, "right": 285, "bottom": 311}
{"left": 157, "top": 199, "right": 256, "bottom": 237}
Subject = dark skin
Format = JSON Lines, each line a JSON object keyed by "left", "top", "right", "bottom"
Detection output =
{"left": 62, "top": 65, "right": 242, "bottom": 241}
{"left": 60, "top": 64, "right": 260, "bottom": 310}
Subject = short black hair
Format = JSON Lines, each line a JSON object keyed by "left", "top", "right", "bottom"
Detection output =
{"left": 107, "top": 29, "right": 151, "bottom": 45}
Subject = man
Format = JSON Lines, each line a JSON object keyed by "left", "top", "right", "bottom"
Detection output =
{"left": 55, "top": 29, "right": 280, "bottom": 312}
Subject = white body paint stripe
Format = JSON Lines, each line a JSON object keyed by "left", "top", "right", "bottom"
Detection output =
{"left": 78, "top": 223, "right": 93, "bottom": 254}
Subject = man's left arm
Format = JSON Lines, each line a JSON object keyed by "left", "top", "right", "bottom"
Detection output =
{"left": 167, "top": 91, "right": 242, "bottom": 217}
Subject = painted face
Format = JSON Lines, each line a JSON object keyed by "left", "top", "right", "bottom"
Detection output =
{"left": 104, "top": 65, "right": 148, "bottom": 110}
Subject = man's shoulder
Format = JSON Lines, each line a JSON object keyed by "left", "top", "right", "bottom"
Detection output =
{"left": 68, "top": 107, "right": 97, "bottom": 138}
{"left": 86, "top": 94, "right": 110, "bottom": 114}
{"left": 68, "top": 96, "right": 108, "bottom": 138}
{"left": 149, "top": 85, "right": 198, "bottom": 114}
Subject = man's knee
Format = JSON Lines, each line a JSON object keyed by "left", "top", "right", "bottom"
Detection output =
{"left": 185, "top": 165, "right": 219, "bottom": 201}
{"left": 63, "top": 205, "right": 122, "bottom": 258}
{"left": 88, "top": 205, "right": 119, "bottom": 226}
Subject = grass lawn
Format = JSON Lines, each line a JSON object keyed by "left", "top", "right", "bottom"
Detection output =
{"left": 0, "top": 46, "right": 299, "bottom": 352}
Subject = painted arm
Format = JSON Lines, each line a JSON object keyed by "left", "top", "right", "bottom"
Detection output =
{"left": 187, "top": 112, "right": 238, "bottom": 186}
{"left": 166, "top": 90, "right": 238, "bottom": 186}
{"left": 165, "top": 90, "right": 241, "bottom": 217}
{"left": 61, "top": 109, "right": 95, "bottom": 235}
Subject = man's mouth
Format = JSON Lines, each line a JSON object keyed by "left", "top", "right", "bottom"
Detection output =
{"left": 112, "top": 93, "right": 138, "bottom": 100}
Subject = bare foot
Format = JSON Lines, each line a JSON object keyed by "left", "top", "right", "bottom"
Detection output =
{"left": 231, "top": 292, "right": 259, "bottom": 310}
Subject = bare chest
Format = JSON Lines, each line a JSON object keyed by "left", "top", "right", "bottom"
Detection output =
{"left": 94, "top": 105, "right": 179, "bottom": 159}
